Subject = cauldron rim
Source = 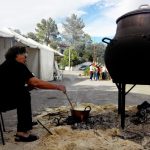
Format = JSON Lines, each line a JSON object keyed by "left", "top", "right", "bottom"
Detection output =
{"left": 116, "top": 9, "right": 150, "bottom": 23}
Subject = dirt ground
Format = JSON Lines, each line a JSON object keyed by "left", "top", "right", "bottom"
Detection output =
{"left": 1, "top": 70, "right": 150, "bottom": 149}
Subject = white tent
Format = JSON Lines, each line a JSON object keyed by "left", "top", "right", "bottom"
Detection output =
{"left": 0, "top": 28, "right": 63, "bottom": 81}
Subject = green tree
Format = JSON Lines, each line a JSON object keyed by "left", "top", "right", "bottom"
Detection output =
{"left": 27, "top": 32, "right": 39, "bottom": 42}
{"left": 60, "top": 48, "right": 78, "bottom": 67}
{"left": 97, "top": 43, "right": 106, "bottom": 64}
{"left": 79, "top": 33, "right": 93, "bottom": 61}
{"left": 83, "top": 33, "right": 92, "bottom": 46}
{"left": 62, "top": 14, "right": 85, "bottom": 49}
{"left": 62, "top": 14, "right": 95, "bottom": 64}
{"left": 35, "top": 18, "right": 59, "bottom": 46}
{"left": 13, "top": 29, "right": 21, "bottom": 34}
{"left": 92, "top": 43, "right": 106, "bottom": 64}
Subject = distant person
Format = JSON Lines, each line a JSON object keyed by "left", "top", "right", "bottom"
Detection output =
{"left": 93, "top": 64, "right": 97, "bottom": 80}
{"left": 0, "top": 46, "right": 66, "bottom": 142}
{"left": 89, "top": 64, "right": 94, "bottom": 80}
{"left": 101, "top": 65, "right": 107, "bottom": 80}
{"left": 95, "top": 65, "right": 101, "bottom": 81}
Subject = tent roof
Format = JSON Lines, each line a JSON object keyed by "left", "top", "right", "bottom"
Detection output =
{"left": 0, "top": 28, "right": 63, "bottom": 56}
{"left": 0, "top": 28, "right": 14, "bottom": 38}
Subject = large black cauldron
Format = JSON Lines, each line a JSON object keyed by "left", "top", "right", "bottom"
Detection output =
{"left": 102, "top": 5, "right": 150, "bottom": 129}
{"left": 102, "top": 5, "right": 150, "bottom": 84}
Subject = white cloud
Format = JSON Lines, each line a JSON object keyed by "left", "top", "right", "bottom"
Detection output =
{"left": 0, "top": 0, "right": 99, "bottom": 33}
{"left": 103, "top": 0, "right": 150, "bottom": 20}
{"left": 84, "top": 19, "right": 116, "bottom": 37}
{"left": 84, "top": 0, "right": 150, "bottom": 37}
{"left": 0, "top": 0, "right": 150, "bottom": 37}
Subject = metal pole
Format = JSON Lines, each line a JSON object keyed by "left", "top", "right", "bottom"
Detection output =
{"left": 69, "top": 49, "right": 70, "bottom": 70}
{"left": 121, "top": 83, "right": 126, "bottom": 129}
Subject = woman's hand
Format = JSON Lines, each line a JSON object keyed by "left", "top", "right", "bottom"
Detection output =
{"left": 57, "top": 84, "right": 66, "bottom": 93}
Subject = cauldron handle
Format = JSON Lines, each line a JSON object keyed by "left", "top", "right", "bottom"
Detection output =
{"left": 84, "top": 106, "right": 91, "bottom": 112}
{"left": 102, "top": 37, "right": 112, "bottom": 44}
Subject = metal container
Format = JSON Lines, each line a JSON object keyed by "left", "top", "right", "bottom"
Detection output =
{"left": 115, "top": 4, "right": 150, "bottom": 38}
{"left": 102, "top": 5, "right": 150, "bottom": 84}
{"left": 70, "top": 106, "right": 91, "bottom": 122}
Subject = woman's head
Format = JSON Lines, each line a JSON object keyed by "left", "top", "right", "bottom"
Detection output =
{"left": 5, "top": 46, "right": 28, "bottom": 64}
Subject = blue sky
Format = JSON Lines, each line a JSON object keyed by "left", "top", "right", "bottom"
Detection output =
{"left": 0, "top": 0, "right": 149, "bottom": 43}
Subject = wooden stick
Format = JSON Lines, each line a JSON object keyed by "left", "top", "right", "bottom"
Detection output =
{"left": 65, "top": 92, "right": 74, "bottom": 109}
{"left": 37, "top": 119, "right": 53, "bottom": 135}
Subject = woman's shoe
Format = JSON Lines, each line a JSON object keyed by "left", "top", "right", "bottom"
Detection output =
{"left": 15, "top": 134, "right": 39, "bottom": 142}
{"left": 32, "top": 121, "right": 38, "bottom": 126}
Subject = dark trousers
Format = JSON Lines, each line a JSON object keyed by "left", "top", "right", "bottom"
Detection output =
{"left": 17, "top": 93, "right": 32, "bottom": 132}
{"left": 90, "top": 71, "right": 93, "bottom": 80}
{"left": 1, "top": 93, "right": 32, "bottom": 132}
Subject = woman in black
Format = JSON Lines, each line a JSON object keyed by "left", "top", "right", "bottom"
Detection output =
{"left": 0, "top": 46, "right": 66, "bottom": 142}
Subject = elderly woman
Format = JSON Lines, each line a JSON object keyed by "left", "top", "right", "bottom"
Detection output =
{"left": 0, "top": 46, "right": 66, "bottom": 142}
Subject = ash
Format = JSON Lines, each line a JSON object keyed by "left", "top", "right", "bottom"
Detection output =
{"left": 40, "top": 102, "right": 150, "bottom": 146}
{"left": 65, "top": 112, "right": 119, "bottom": 130}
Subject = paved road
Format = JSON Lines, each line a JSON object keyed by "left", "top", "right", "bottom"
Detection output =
{"left": 2, "top": 70, "right": 150, "bottom": 129}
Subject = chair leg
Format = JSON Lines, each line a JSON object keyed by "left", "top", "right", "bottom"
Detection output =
{"left": 0, "top": 114, "right": 5, "bottom": 145}
{"left": 0, "top": 113, "right": 5, "bottom": 132}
